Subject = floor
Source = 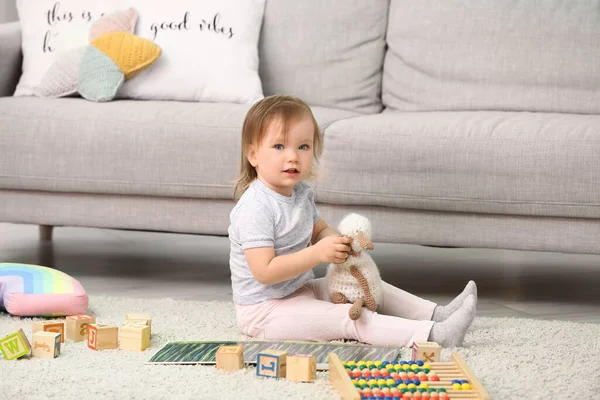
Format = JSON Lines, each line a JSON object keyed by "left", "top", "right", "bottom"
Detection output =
{"left": 1, "top": 222, "right": 599, "bottom": 324}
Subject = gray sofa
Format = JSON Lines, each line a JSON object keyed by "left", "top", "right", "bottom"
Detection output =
{"left": 2, "top": 1, "right": 600, "bottom": 255}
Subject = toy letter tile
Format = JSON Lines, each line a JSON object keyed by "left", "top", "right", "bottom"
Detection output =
{"left": 32, "top": 331, "right": 61, "bottom": 359}
{"left": 256, "top": 349, "right": 288, "bottom": 379}
{"left": 287, "top": 354, "right": 317, "bottom": 382}
{"left": 411, "top": 341, "right": 441, "bottom": 363}
{"left": 0, "top": 328, "right": 31, "bottom": 360}
{"left": 87, "top": 324, "right": 118, "bottom": 351}
{"left": 216, "top": 345, "right": 245, "bottom": 372}
{"left": 66, "top": 314, "right": 96, "bottom": 342}
{"left": 32, "top": 320, "right": 65, "bottom": 343}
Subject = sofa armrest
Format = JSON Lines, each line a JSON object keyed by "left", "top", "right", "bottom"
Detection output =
{"left": 0, "top": 22, "right": 22, "bottom": 97}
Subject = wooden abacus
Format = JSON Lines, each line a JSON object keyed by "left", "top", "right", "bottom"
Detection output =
{"left": 329, "top": 351, "right": 491, "bottom": 400}
{"left": 425, "top": 352, "right": 490, "bottom": 399}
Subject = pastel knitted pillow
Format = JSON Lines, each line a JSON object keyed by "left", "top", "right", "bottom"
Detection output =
{"left": 34, "top": 8, "right": 161, "bottom": 102}
{"left": 78, "top": 46, "right": 126, "bottom": 102}
{"left": 79, "top": 32, "right": 161, "bottom": 102}
{"left": 35, "top": 47, "right": 87, "bottom": 98}
{"left": 89, "top": 8, "right": 138, "bottom": 42}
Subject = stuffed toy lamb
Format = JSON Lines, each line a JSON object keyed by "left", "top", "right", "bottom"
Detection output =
{"left": 326, "top": 213, "right": 383, "bottom": 320}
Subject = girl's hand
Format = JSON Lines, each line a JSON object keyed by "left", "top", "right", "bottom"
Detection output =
{"left": 315, "top": 235, "right": 353, "bottom": 264}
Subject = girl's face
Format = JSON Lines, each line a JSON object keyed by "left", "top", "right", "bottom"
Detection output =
{"left": 248, "top": 116, "right": 315, "bottom": 197}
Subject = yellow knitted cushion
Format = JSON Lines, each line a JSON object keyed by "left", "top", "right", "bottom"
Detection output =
{"left": 91, "top": 31, "right": 161, "bottom": 80}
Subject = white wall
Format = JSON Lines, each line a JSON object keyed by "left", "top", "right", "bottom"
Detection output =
{"left": 0, "top": 0, "right": 18, "bottom": 23}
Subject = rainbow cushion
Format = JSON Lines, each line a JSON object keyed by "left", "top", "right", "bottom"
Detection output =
{"left": 0, "top": 263, "right": 88, "bottom": 317}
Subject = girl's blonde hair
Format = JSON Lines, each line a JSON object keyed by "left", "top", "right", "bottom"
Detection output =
{"left": 233, "top": 95, "right": 322, "bottom": 200}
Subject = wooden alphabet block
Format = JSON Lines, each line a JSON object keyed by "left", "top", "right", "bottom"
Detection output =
{"left": 122, "top": 320, "right": 148, "bottom": 329}
{"left": 125, "top": 313, "right": 152, "bottom": 335}
{"left": 32, "top": 320, "right": 65, "bottom": 343}
{"left": 256, "top": 349, "right": 287, "bottom": 379}
{"left": 215, "top": 345, "right": 245, "bottom": 372}
{"left": 87, "top": 324, "right": 118, "bottom": 351}
{"left": 66, "top": 315, "right": 96, "bottom": 342}
{"left": 0, "top": 328, "right": 31, "bottom": 360}
{"left": 287, "top": 354, "right": 317, "bottom": 382}
{"left": 119, "top": 324, "right": 150, "bottom": 351}
{"left": 32, "top": 331, "right": 61, "bottom": 359}
{"left": 411, "top": 341, "right": 441, "bottom": 363}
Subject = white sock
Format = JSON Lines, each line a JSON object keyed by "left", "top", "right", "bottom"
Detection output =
{"left": 428, "top": 294, "right": 476, "bottom": 348}
{"left": 431, "top": 280, "right": 477, "bottom": 322}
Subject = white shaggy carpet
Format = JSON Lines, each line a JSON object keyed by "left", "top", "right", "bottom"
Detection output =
{"left": 1, "top": 296, "right": 599, "bottom": 400}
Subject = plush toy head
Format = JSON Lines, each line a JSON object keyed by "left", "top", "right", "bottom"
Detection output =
{"left": 337, "top": 213, "right": 374, "bottom": 253}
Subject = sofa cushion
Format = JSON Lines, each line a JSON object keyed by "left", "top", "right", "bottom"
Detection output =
{"left": 317, "top": 111, "right": 600, "bottom": 219}
{"left": 383, "top": 0, "right": 600, "bottom": 114}
{"left": 259, "top": 0, "right": 389, "bottom": 115}
{"left": 0, "top": 97, "right": 358, "bottom": 199}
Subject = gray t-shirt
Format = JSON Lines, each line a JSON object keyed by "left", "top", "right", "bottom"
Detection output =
{"left": 228, "top": 179, "right": 320, "bottom": 305}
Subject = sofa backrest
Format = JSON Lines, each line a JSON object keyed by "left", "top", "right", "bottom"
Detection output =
{"left": 383, "top": 0, "right": 600, "bottom": 114}
{"left": 259, "top": 0, "right": 389, "bottom": 115}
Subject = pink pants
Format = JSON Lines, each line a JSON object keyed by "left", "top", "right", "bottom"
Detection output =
{"left": 235, "top": 278, "right": 436, "bottom": 348}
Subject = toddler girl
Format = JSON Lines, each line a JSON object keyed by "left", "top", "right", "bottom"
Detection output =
{"left": 228, "top": 95, "right": 477, "bottom": 348}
